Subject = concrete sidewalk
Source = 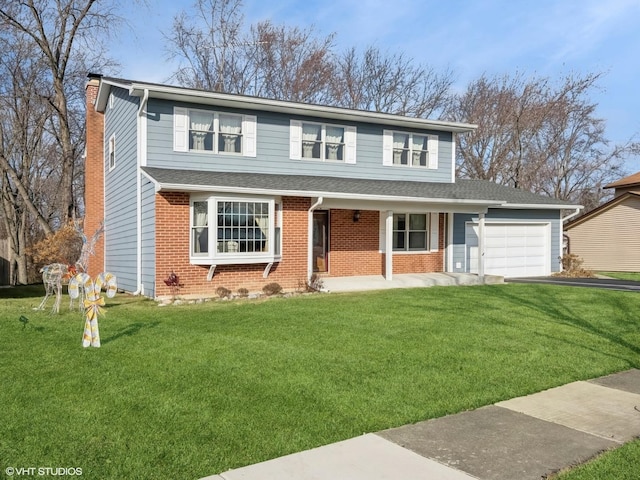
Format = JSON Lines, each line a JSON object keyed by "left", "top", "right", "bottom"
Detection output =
{"left": 201, "top": 369, "right": 640, "bottom": 480}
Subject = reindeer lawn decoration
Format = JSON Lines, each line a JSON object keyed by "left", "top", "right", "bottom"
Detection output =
{"left": 35, "top": 263, "right": 76, "bottom": 314}
{"left": 35, "top": 222, "right": 104, "bottom": 314}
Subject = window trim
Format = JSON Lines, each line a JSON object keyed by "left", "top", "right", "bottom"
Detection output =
{"left": 290, "top": 120, "right": 357, "bottom": 164}
{"left": 391, "top": 212, "right": 439, "bottom": 253}
{"left": 189, "top": 195, "right": 282, "bottom": 265}
{"left": 174, "top": 107, "right": 257, "bottom": 157}
{"left": 107, "top": 134, "right": 116, "bottom": 171}
{"left": 383, "top": 130, "right": 438, "bottom": 169}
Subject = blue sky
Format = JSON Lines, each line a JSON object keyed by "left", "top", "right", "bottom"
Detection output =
{"left": 113, "top": 0, "right": 640, "bottom": 171}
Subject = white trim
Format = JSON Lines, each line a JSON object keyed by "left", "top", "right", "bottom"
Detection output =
{"left": 97, "top": 78, "right": 478, "bottom": 133}
{"left": 385, "top": 211, "right": 393, "bottom": 280}
{"left": 451, "top": 134, "right": 456, "bottom": 183}
{"left": 446, "top": 212, "right": 454, "bottom": 272}
{"left": 189, "top": 195, "right": 279, "bottom": 265}
{"left": 308, "top": 197, "right": 324, "bottom": 279}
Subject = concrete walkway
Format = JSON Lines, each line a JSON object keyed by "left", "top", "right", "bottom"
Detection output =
{"left": 201, "top": 369, "right": 640, "bottom": 480}
{"left": 322, "top": 273, "right": 504, "bottom": 293}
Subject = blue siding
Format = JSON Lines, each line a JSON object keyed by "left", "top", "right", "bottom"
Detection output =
{"left": 145, "top": 99, "right": 454, "bottom": 183}
{"left": 104, "top": 87, "right": 139, "bottom": 292}
{"left": 141, "top": 178, "right": 156, "bottom": 297}
{"left": 451, "top": 209, "right": 562, "bottom": 274}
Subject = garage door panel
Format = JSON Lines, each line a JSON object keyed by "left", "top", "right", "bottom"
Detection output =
{"left": 466, "top": 223, "right": 550, "bottom": 277}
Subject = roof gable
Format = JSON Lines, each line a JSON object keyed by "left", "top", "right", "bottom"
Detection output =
{"left": 604, "top": 171, "right": 640, "bottom": 189}
{"left": 565, "top": 192, "right": 640, "bottom": 229}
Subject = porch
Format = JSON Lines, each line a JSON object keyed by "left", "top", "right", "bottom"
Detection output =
{"left": 321, "top": 272, "right": 504, "bottom": 293}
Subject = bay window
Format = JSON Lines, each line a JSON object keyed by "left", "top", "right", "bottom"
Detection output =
{"left": 190, "top": 196, "right": 281, "bottom": 264}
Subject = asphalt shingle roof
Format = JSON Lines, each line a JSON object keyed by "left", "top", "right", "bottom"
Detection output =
{"left": 142, "top": 167, "right": 575, "bottom": 207}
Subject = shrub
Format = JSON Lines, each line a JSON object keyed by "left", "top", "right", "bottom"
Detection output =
{"left": 237, "top": 287, "right": 249, "bottom": 297}
{"left": 216, "top": 286, "right": 232, "bottom": 298}
{"left": 307, "top": 273, "right": 324, "bottom": 292}
{"left": 262, "top": 282, "right": 282, "bottom": 296}
{"left": 554, "top": 254, "right": 595, "bottom": 278}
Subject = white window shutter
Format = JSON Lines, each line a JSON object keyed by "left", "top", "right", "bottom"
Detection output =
{"left": 430, "top": 213, "right": 439, "bottom": 252}
{"left": 344, "top": 126, "right": 357, "bottom": 164}
{"left": 242, "top": 115, "right": 257, "bottom": 157}
{"left": 427, "top": 134, "right": 439, "bottom": 169}
{"left": 290, "top": 120, "right": 302, "bottom": 160}
{"left": 173, "top": 107, "right": 188, "bottom": 152}
{"left": 382, "top": 130, "right": 393, "bottom": 166}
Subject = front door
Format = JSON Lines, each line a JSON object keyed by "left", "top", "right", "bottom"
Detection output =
{"left": 312, "top": 211, "right": 329, "bottom": 273}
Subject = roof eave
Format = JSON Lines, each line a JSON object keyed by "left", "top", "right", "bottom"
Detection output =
{"left": 148, "top": 179, "right": 503, "bottom": 207}
{"left": 124, "top": 82, "right": 476, "bottom": 133}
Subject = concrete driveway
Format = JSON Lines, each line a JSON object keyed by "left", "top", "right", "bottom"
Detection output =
{"left": 506, "top": 276, "right": 640, "bottom": 292}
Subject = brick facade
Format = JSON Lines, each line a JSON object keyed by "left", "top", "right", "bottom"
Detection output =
{"left": 153, "top": 201, "right": 446, "bottom": 297}
{"left": 328, "top": 209, "right": 382, "bottom": 276}
{"left": 84, "top": 79, "right": 105, "bottom": 277}
{"left": 154, "top": 194, "right": 310, "bottom": 296}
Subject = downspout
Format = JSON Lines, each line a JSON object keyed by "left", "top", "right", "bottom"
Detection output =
{"left": 308, "top": 197, "right": 324, "bottom": 280}
{"left": 133, "top": 89, "right": 149, "bottom": 295}
{"left": 561, "top": 207, "right": 582, "bottom": 223}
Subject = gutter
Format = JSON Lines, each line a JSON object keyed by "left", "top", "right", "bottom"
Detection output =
{"left": 133, "top": 89, "right": 149, "bottom": 296}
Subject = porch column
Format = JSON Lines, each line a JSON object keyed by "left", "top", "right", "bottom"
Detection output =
{"left": 308, "top": 197, "right": 324, "bottom": 279}
{"left": 478, "top": 212, "right": 485, "bottom": 280}
{"left": 385, "top": 210, "right": 393, "bottom": 280}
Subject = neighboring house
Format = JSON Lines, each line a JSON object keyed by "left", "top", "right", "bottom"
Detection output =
{"left": 84, "top": 74, "right": 577, "bottom": 298}
{"left": 564, "top": 172, "right": 640, "bottom": 272}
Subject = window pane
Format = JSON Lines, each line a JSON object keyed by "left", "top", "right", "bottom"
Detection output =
{"left": 190, "top": 111, "right": 214, "bottom": 151}
{"left": 393, "top": 231, "right": 405, "bottom": 250}
{"left": 216, "top": 201, "right": 270, "bottom": 254}
{"left": 393, "top": 214, "right": 406, "bottom": 230}
{"left": 302, "top": 123, "right": 321, "bottom": 159}
{"left": 325, "top": 126, "right": 344, "bottom": 161}
{"left": 412, "top": 135, "right": 427, "bottom": 151}
{"left": 409, "top": 214, "right": 426, "bottom": 231}
{"left": 219, "top": 114, "right": 242, "bottom": 153}
{"left": 408, "top": 232, "right": 427, "bottom": 250}
{"left": 192, "top": 201, "right": 209, "bottom": 254}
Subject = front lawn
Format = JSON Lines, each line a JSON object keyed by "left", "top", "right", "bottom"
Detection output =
{"left": 1, "top": 284, "right": 639, "bottom": 479}
{"left": 599, "top": 271, "right": 640, "bottom": 282}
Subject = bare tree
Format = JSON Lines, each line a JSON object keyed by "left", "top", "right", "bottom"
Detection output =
{"left": 0, "top": 0, "right": 120, "bottom": 223}
{"left": 332, "top": 47, "right": 454, "bottom": 118}
{"left": 449, "top": 72, "right": 633, "bottom": 206}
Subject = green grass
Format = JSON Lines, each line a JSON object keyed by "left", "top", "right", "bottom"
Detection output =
{"left": 599, "top": 271, "right": 640, "bottom": 281}
{"left": 553, "top": 439, "right": 640, "bottom": 480}
{"left": 1, "top": 284, "right": 639, "bottom": 479}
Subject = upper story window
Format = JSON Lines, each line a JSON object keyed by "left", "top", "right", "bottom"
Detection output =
{"left": 190, "top": 196, "right": 282, "bottom": 265}
{"left": 383, "top": 130, "right": 438, "bottom": 169}
{"left": 174, "top": 107, "right": 256, "bottom": 157}
{"left": 108, "top": 134, "right": 116, "bottom": 171}
{"left": 290, "top": 120, "right": 357, "bottom": 164}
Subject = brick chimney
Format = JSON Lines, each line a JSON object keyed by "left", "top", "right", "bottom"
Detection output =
{"left": 84, "top": 74, "right": 105, "bottom": 277}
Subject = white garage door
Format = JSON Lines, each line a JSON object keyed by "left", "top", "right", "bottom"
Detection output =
{"left": 466, "top": 223, "right": 550, "bottom": 277}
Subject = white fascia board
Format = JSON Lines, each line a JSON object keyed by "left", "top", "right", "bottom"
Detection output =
{"left": 95, "top": 79, "right": 135, "bottom": 112}
{"left": 154, "top": 181, "right": 503, "bottom": 207}
{"left": 127, "top": 83, "right": 477, "bottom": 133}
{"left": 497, "top": 203, "right": 583, "bottom": 210}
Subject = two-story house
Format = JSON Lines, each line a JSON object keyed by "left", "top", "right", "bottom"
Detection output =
{"left": 84, "top": 74, "right": 577, "bottom": 298}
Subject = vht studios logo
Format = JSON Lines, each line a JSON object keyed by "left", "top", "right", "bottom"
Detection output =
{"left": 5, "top": 467, "right": 83, "bottom": 476}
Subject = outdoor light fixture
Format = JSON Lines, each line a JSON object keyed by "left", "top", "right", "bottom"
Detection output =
{"left": 353, "top": 210, "right": 361, "bottom": 222}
